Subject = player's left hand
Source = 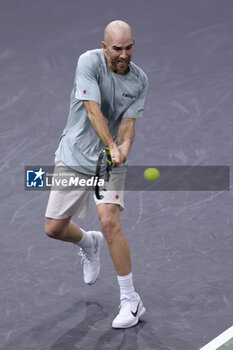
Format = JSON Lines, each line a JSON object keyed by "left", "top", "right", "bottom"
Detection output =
{"left": 108, "top": 143, "right": 128, "bottom": 167}
{"left": 117, "top": 145, "right": 128, "bottom": 164}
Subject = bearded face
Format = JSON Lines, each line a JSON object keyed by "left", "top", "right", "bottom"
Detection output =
{"left": 102, "top": 38, "right": 135, "bottom": 75}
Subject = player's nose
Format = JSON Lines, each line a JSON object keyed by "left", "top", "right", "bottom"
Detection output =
{"left": 120, "top": 50, "right": 127, "bottom": 59}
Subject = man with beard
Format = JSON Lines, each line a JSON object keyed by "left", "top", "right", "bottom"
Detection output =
{"left": 45, "top": 20, "right": 148, "bottom": 328}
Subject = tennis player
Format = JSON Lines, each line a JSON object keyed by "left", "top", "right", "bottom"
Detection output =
{"left": 45, "top": 20, "right": 148, "bottom": 328}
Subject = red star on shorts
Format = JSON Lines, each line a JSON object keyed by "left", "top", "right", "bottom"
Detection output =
{"left": 115, "top": 194, "right": 119, "bottom": 199}
{"left": 83, "top": 90, "right": 87, "bottom": 94}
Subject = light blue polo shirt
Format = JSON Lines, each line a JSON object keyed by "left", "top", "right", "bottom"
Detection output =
{"left": 56, "top": 48, "right": 148, "bottom": 174}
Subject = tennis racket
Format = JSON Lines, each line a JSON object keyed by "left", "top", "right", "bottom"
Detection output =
{"left": 95, "top": 147, "right": 115, "bottom": 200}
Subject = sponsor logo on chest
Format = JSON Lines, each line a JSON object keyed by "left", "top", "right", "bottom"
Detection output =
{"left": 122, "top": 92, "right": 136, "bottom": 99}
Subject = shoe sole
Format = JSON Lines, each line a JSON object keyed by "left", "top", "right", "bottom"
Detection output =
{"left": 112, "top": 302, "right": 146, "bottom": 329}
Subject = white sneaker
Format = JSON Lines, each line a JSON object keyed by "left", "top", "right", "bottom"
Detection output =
{"left": 78, "top": 231, "right": 103, "bottom": 285}
{"left": 112, "top": 293, "right": 146, "bottom": 328}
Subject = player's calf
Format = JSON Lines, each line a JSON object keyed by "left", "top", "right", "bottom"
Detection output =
{"left": 45, "top": 217, "right": 71, "bottom": 240}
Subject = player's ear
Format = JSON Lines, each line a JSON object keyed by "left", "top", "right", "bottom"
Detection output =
{"left": 102, "top": 41, "right": 107, "bottom": 51}
{"left": 133, "top": 37, "right": 135, "bottom": 48}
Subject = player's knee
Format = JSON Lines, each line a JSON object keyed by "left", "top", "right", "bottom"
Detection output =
{"left": 100, "top": 216, "right": 120, "bottom": 244}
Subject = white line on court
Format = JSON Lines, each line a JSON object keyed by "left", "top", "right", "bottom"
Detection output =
{"left": 200, "top": 326, "right": 233, "bottom": 350}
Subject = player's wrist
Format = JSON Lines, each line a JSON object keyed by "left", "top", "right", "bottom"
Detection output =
{"left": 121, "top": 150, "right": 128, "bottom": 160}
{"left": 106, "top": 140, "right": 114, "bottom": 147}
{"left": 119, "top": 142, "right": 130, "bottom": 157}
{"left": 120, "top": 150, "right": 128, "bottom": 163}
{"left": 107, "top": 141, "right": 117, "bottom": 151}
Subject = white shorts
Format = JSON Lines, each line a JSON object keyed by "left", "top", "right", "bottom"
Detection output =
{"left": 45, "top": 156, "right": 126, "bottom": 219}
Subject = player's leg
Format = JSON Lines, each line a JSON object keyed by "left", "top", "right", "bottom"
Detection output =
{"left": 45, "top": 155, "right": 103, "bottom": 284}
{"left": 97, "top": 203, "right": 131, "bottom": 276}
{"left": 45, "top": 216, "right": 82, "bottom": 243}
{"left": 97, "top": 203, "right": 146, "bottom": 328}
{"left": 45, "top": 216, "right": 103, "bottom": 285}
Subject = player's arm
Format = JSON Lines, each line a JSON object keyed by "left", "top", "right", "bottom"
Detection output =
{"left": 117, "top": 76, "right": 148, "bottom": 162}
{"left": 75, "top": 53, "right": 118, "bottom": 156}
{"left": 83, "top": 100, "right": 122, "bottom": 165}
{"left": 117, "top": 117, "right": 136, "bottom": 162}
{"left": 118, "top": 74, "right": 148, "bottom": 163}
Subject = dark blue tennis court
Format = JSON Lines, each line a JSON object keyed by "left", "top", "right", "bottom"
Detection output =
{"left": 1, "top": 0, "right": 233, "bottom": 349}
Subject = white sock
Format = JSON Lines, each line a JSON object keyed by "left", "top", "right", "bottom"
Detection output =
{"left": 117, "top": 273, "right": 137, "bottom": 300}
{"left": 75, "top": 228, "right": 93, "bottom": 249}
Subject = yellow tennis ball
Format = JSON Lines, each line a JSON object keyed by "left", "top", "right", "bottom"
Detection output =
{"left": 144, "top": 168, "right": 160, "bottom": 182}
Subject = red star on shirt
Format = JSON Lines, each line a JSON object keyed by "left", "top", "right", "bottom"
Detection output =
{"left": 83, "top": 90, "right": 87, "bottom": 94}
{"left": 115, "top": 194, "right": 119, "bottom": 199}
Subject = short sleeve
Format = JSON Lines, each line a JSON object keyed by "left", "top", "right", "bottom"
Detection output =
{"left": 74, "top": 52, "right": 101, "bottom": 104}
{"left": 123, "top": 77, "right": 148, "bottom": 119}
